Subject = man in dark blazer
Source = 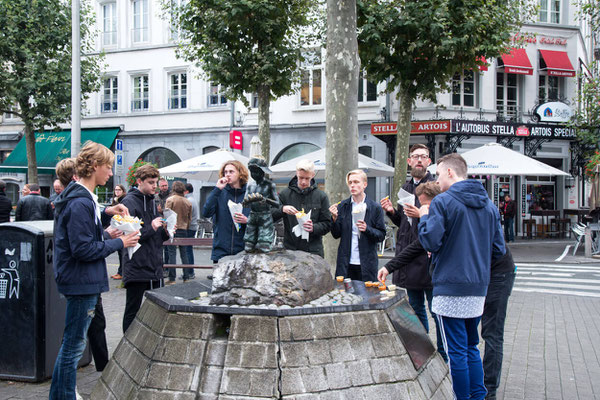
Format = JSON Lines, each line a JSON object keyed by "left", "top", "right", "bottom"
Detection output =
{"left": 330, "top": 169, "right": 386, "bottom": 281}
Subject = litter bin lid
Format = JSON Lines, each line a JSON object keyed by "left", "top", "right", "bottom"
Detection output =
{"left": 0, "top": 221, "right": 54, "bottom": 237}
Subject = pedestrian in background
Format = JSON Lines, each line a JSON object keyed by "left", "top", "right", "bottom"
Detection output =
{"left": 417, "top": 153, "right": 505, "bottom": 400}
{"left": 21, "top": 183, "right": 31, "bottom": 197}
{"left": 380, "top": 143, "right": 436, "bottom": 340}
{"left": 120, "top": 164, "right": 169, "bottom": 332}
{"left": 110, "top": 184, "right": 127, "bottom": 280}
{"left": 202, "top": 161, "right": 250, "bottom": 276}
{"left": 272, "top": 159, "right": 331, "bottom": 257}
{"left": 50, "top": 142, "right": 139, "bottom": 399}
{"left": 156, "top": 178, "right": 171, "bottom": 271}
{"left": 330, "top": 169, "right": 386, "bottom": 282}
{"left": 184, "top": 183, "right": 199, "bottom": 279}
{"left": 0, "top": 179, "right": 12, "bottom": 223}
{"left": 165, "top": 181, "right": 192, "bottom": 283}
{"left": 15, "top": 182, "right": 53, "bottom": 221}
{"left": 49, "top": 179, "right": 64, "bottom": 203}
{"left": 502, "top": 194, "right": 516, "bottom": 243}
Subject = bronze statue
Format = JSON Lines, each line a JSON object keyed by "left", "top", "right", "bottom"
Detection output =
{"left": 242, "top": 158, "right": 281, "bottom": 253}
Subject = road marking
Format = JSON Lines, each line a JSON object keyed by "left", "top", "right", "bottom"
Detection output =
{"left": 555, "top": 245, "right": 571, "bottom": 262}
{"left": 513, "top": 287, "right": 600, "bottom": 298}
{"left": 517, "top": 263, "right": 600, "bottom": 270}
{"left": 516, "top": 276, "right": 600, "bottom": 284}
{"left": 517, "top": 267, "right": 600, "bottom": 273}
{"left": 514, "top": 280, "right": 600, "bottom": 291}
{"left": 517, "top": 271, "right": 573, "bottom": 277}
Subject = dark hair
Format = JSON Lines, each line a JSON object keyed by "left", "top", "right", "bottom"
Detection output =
{"left": 437, "top": 153, "right": 467, "bottom": 178}
{"left": 135, "top": 164, "right": 160, "bottom": 181}
{"left": 184, "top": 183, "right": 193, "bottom": 193}
{"left": 409, "top": 144, "right": 429, "bottom": 155}
{"left": 55, "top": 158, "right": 77, "bottom": 187}
{"left": 415, "top": 181, "right": 441, "bottom": 199}
{"left": 0, "top": 179, "right": 5, "bottom": 191}
{"left": 172, "top": 181, "right": 185, "bottom": 195}
{"left": 28, "top": 183, "right": 41, "bottom": 192}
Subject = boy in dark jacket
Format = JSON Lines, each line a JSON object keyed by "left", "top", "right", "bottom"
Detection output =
{"left": 120, "top": 164, "right": 170, "bottom": 333}
{"left": 50, "top": 142, "right": 139, "bottom": 400}
{"left": 330, "top": 169, "right": 386, "bottom": 281}
{"left": 272, "top": 159, "right": 331, "bottom": 257}
{"left": 418, "top": 153, "right": 505, "bottom": 400}
{"left": 0, "top": 179, "right": 12, "bottom": 223}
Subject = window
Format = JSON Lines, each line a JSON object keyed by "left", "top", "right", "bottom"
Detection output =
{"left": 131, "top": 75, "right": 149, "bottom": 111}
{"left": 538, "top": 75, "right": 559, "bottom": 102}
{"left": 496, "top": 72, "right": 519, "bottom": 120}
{"left": 3, "top": 104, "right": 19, "bottom": 120}
{"left": 208, "top": 83, "right": 227, "bottom": 107}
{"left": 250, "top": 92, "right": 258, "bottom": 108}
{"left": 132, "top": 0, "right": 149, "bottom": 43}
{"left": 168, "top": 72, "right": 187, "bottom": 109}
{"left": 102, "top": 2, "right": 117, "bottom": 46}
{"left": 102, "top": 77, "right": 118, "bottom": 113}
{"left": 539, "top": 0, "right": 560, "bottom": 23}
{"left": 451, "top": 70, "right": 475, "bottom": 107}
{"left": 272, "top": 143, "right": 320, "bottom": 165}
{"left": 300, "top": 50, "right": 322, "bottom": 106}
{"left": 358, "top": 71, "right": 377, "bottom": 103}
{"left": 169, "top": 0, "right": 184, "bottom": 41}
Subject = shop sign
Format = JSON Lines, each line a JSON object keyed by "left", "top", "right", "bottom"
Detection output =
{"left": 521, "top": 184, "right": 527, "bottom": 216}
{"left": 534, "top": 101, "right": 573, "bottom": 123}
{"left": 512, "top": 34, "right": 567, "bottom": 46}
{"left": 371, "top": 120, "right": 451, "bottom": 135}
{"left": 452, "top": 120, "right": 575, "bottom": 139}
{"left": 229, "top": 130, "right": 243, "bottom": 150}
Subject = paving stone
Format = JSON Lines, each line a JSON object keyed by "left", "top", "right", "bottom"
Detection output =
{"left": 139, "top": 300, "right": 168, "bottom": 334}
{"left": 187, "top": 339, "right": 208, "bottom": 364}
{"left": 249, "top": 369, "right": 279, "bottom": 397}
{"left": 205, "top": 340, "right": 228, "bottom": 366}
{"left": 346, "top": 360, "right": 374, "bottom": 387}
{"left": 299, "top": 366, "right": 329, "bottom": 392}
{"left": 90, "top": 378, "right": 117, "bottom": 400}
{"left": 324, "top": 363, "right": 352, "bottom": 390}
{"left": 317, "top": 390, "right": 344, "bottom": 400}
{"left": 348, "top": 336, "right": 375, "bottom": 360}
{"left": 281, "top": 341, "right": 310, "bottom": 367}
{"left": 167, "top": 364, "right": 196, "bottom": 391}
{"left": 240, "top": 343, "right": 278, "bottom": 368}
{"left": 361, "top": 383, "right": 395, "bottom": 399}
{"left": 284, "top": 316, "right": 314, "bottom": 340}
{"left": 221, "top": 368, "right": 252, "bottom": 395}
{"left": 162, "top": 312, "right": 214, "bottom": 339}
{"left": 351, "top": 312, "right": 381, "bottom": 336}
{"left": 113, "top": 341, "right": 150, "bottom": 385}
{"left": 370, "top": 333, "right": 406, "bottom": 358}
{"left": 311, "top": 314, "right": 337, "bottom": 339}
{"left": 369, "top": 357, "right": 396, "bottom": 384}
{"left": 199, "top": 365, "right": 224, "bottom": 395}
{"left": 391, "top": 355, "right": 418, "bottom": 381}
{"left": 328, "top": 338, "right": 355, "bottom": 363}
{"left": 154, "top": 337, "right": 190, "bottom": 363}
{"left": 230, "top": 315, "right": 278, "bottom": 342}
{"left": 332, "top": 313, "right": 358, "bottom": 337}
{"left": 386, "top": 382, "right": 412, "bottom": 399}
{"left": 110, "top": 365, "right": 138, "bottom": 399}
{"left": 306, "top": 340, "right": 333, "bottom": 365}
{"left": 145, "top": 362, "right": 170, "bottom": 389}
{"left": 339, "top": 387, "right": 366, "bottom": 400}
{"left": 281, "top": 367, "right": 306, "bottom": 395}
{"left": 137, "top": 389, "right": 196, "bottom": 400}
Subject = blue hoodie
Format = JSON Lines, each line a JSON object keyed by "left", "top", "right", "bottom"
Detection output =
{"left": 202, "top": 184, "right": 250, "bottom": 261}
{"left": 418, "top": 180, "right": 505, "bottom": 297}
{"left": 53, "top": 181, "right": 123, "bottom": 295}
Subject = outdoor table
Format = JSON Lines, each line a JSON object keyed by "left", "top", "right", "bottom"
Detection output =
{"left": 563, "top": 208, "right": 590, "bottom": 224}
{"left": 530, "top": 210, "right": 561, "bottom": 238}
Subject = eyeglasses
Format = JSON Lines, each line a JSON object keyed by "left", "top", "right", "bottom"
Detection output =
{"left": 410, "top": 154, "right": 429, "bottom": 160}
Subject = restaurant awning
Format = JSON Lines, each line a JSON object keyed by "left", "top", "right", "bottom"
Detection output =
{"left": 539, "top": 50, "right": 576, "bottom": 77}
{"left": 0, "top": 128, "right": 120, "bottom": 174}
{"left": 498, "top": 48, "right": 533, "bottom": 75}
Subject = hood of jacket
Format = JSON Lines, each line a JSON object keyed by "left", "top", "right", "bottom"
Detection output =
{"left": 446, "top": 180, "right": 489, "bottom": 209}
{"left": 128, "top": 187, "right": 157, "bottom": 211}
{"left": 54, "top": 181, "right": 92, "bottom": 216}
{"left": 287, "top": 176, "right": 317, "bottom": 195}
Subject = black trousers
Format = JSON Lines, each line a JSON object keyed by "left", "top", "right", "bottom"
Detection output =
{"left": 123, "top": 281, "right": 160, "bottom": 333}
{"left": 347, "top": 264, "right": 363, "bottom": 281}
{"left": 87, "top": 295, "right": 109, "bottom": 371}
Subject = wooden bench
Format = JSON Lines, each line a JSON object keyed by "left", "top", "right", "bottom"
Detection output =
{"left": 163, "top": 237, "right": 214, "bottom": 270}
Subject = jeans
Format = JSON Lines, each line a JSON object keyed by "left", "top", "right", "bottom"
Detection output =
{"left": 482, "top": 269, "right": 516, "bottom": 398}
{"left": 123, "top": 280, "right": 160, "bottom": 333}
{"left": 504, "top": 217, "right": 514, "bottom": 242}
{"left": 406, "top": 288, "right": 447, "bottom": 362}
{"left": 167, "top": 229, "right": 190, "bottom": 281}
{"left": 437, "top": 315, "right": 487, "bottom": 400}
{"left": 185, "top": 229, "right": 196, "bottom": 277}
{"left": 87, "top": 295, "right": 108, "bottom": 372}
{"left": 49, "top": 294, "right": 98, "bottom": 400}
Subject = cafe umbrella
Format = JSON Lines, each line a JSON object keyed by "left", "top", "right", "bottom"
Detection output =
{"left": 158, "top": 149, "right": 250, "bottom": 181}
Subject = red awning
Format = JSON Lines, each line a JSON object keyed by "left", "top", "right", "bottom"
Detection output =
{"left": 539, "top": 50, "right": 576, "bottom": 77}
{"left": 499, "top": 48, "right": 533, "bottom": 75}
{"left": 478, "top": 56, "right": 489, "bottom": 71}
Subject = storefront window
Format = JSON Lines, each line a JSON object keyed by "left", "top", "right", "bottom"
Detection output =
{"left": 526, "top": 177, "right": 556, "bottom": 211}
{"left": 496, "top": 72, "right": 519, "bottom": 121}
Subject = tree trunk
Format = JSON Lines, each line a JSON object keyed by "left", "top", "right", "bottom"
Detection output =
{"left": 24, "top": 122, "right": 39, "bottom": 184}
{"left": 323, "top": 0, "right": 360, "bottom": 269}
{"left": 391, "top": 86, "right": 413, "bottom": 205}
{"left": 257, "top": 85, "right": 271, "bottom": 163}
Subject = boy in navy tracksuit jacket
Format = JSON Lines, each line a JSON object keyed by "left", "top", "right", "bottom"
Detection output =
{"left": 50, "top": 142, "right": 139, "bottom": 400}
{"left": 418, "top": 153, "right": 504, "bottom": 400}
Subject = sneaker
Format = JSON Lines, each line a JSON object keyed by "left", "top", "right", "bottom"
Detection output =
{"left": 111, "top": 273, "right": 122, "bottom": 280}
{"left": 165, "top": 280, "right": 176, "bottom": 286}
{"left": 207, "top": 275, "right": 213, "bottom": 280}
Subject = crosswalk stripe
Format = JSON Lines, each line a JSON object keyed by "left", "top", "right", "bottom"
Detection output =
{"left": 516, "top": 276, "right": 600, "bottom": 284}
{"left": 514, "top": 281, "right": 600, "bottom": 291}
{"left": 513, "top": 287, "right": 600, "bottom": 298}
{"left": 517, "top": 267, "right": 600, "bottom": 273}
{"left": 518, "top": 271, "right": 573, "bottom": 277}
{"left": 517, "top": 263, "right": 600, "bottom": 269}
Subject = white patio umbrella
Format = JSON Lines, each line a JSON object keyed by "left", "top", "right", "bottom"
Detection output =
{"left": 269, "top": 148, "right": 395, "bottom": 179}
{"left": 158, "top": 149, "right": 250, "bottom": 181}
{"left": 428, "top": 142, "right": 570, "bottom": 176}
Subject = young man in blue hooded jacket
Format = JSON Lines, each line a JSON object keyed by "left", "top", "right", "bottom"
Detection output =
{"left": 417, "top": 153, "right": 505, "bottom": 400}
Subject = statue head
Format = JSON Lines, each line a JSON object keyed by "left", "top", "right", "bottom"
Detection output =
{"left": 248, "top": 157, "right": 271, "bottom": 182}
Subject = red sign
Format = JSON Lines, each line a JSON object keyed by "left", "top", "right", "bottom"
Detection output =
{"left": 371, "top": 120, "right": 451, "bottom": 136}
{"left": 229, "top": 130, "right": 243, "bottom": 150}
{"left": 515, "top": 126, "right": 530, "bottom": 137}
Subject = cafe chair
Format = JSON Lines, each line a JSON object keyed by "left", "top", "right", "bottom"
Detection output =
{"left": 522, "top": 218, "right": 537, "bottom": 239}
{"left": 571, "top": 223, "right": 598, "bottom": 255}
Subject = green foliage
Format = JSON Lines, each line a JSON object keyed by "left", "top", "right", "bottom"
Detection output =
{"left": 127, "top": 159, "right": 158, "bottom": 188}
{"left": 569, "top": 62, "right": 600, "bottom": 153}
{"left": 0, "top": 0, "right": 103, "bottom": 128}
{"left": 585, "top": 151, "right": 600, "bottom": 178}
{"left": 168, "top": 0, "right": 318, "bottom": 105}
{"left": 357, "top": 0, "right": 532, "bottom": 103}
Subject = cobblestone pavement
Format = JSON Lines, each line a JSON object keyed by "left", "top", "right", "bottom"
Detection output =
{"left": 1, "top": 241, "right": 599, "bottom": 399}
